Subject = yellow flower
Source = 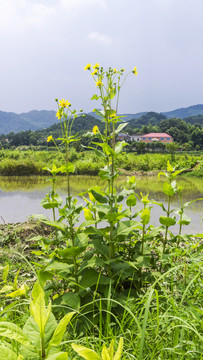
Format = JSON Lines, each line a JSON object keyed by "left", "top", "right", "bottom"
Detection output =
{"left": 47, "top": 135, "right": 53, "bottom": 142}
{"left": 84, "top": 63, "right": 91, "bottom": 71}
{"left": 96, "top": 79, "right": 103, "bottom": 87}
{"left": 56, "top": 110, "right": 62, "bottom": 119}
{"left": 113, "top": 68, "right": 117, "bottom": 73}
{"left": 93, "top": 125, "right": 99, "bottom": 134}
{"left": 91, "top": 69, "right": 98, "bottom": 76}
{"left": 93, "top": 63, "right": 100, "bottom": 69}
{"left": 132, "top": 66, "right": 138, "bottom": 76}
{"left": 59, "top": 99, "right": 71, "bottom": 108}
{"left": 110, "top": 111, "right": 116, "bottom": 118}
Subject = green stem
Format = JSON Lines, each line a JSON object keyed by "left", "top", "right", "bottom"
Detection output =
{"left": 141, "top": 223, "right": 145, "bottom": 256}
{"left": 41, "top": 331, "right": 46, "bottom": 359}
{"left": 163, "top": 196, "right": 171, "bottom": 253}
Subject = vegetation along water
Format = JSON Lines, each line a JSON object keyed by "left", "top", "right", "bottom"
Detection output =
{"left": 0, "top": 64, "right": 203, "bottom": 359}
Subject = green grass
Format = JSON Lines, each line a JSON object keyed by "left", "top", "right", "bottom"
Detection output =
{"left": 0, "top": 149, "right": 202, "bottom": 176}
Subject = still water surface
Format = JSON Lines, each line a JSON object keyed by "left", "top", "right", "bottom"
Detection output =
{"left": 0, "top": 176, "right": 202, "bottom": 234}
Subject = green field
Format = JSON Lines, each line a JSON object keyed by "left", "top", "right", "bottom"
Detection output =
{"left": 0, "top": 149, "right": 202, "bottom": 176}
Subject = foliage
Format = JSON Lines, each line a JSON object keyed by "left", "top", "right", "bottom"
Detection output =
{"left": 0, "top": 64, "right": 203, "bottom": 360}
{"left": 0, "top": 281, "right": 74, "bottom": 359}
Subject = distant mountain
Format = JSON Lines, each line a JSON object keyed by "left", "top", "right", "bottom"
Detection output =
{"left": 87, "top": 111, "right": 147, "bottom": 122}
{"left": 0, "top": 110, "right": 57, "bottom": 135}
{"left": 162, "top": 104, "right": 203, "bottom": 119}
{"left": 0, "top": 104, "right": 203, "bottom": 135}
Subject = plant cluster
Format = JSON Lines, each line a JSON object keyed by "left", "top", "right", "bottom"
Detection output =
{"left": 0, "top": 64, "right": 203, "bottom": 359}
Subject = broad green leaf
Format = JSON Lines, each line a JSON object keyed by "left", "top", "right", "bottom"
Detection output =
{"left": 61, "top": 293, "right": 80, "bottom": 310}
{"left": 127, "top": 175, "right": 136, "bottom": 186}
{"left": 113, "top": 338, "right": 124, "bottom": 360}
{"left": 0, "top": 322, "right": 30, "bottom": 346}
{"left": 115, "top": 123, "right": 127, "bottom": 134}
{"left": 46, "top": 353, "right": 68, "bottom": 360}
{"left": 91, "top": 94, "right": 100, "bottom": 100}
{"left": 126, "top": 194, "right": 137, "bottom": 207}
{"left": 93, "top": 108, "right": 105, "bottom": 118}
{"left": 167, "top": 161, "right": 174, "bottom": 173}
{"left": 21, "top": 313, "right": 57, "bottom": 359}
{"left": 140, "top": 207, "right": 150, "bottom": 225}
{"left": 79, "top": 268, "right": 111, "bottom": 288}
{"left": 91, "top": 190, "right": 108, "bottom": 204}
{"left": 13, "top": 269, "right": 20, "bottom": 289}
{"left": 84, "top": 208, "right": 94, "bottom": 221}
{"left": 100, "top": 143, "right": 114, "bottom": 156}
{"left": 0, "top": 346, "right": 19, "bottom": 360}
{"left": 113, "top": 220, "right": 138, "bottom": 240}
{"left": 178, "top": 214, "right": 191, "bottom": 226}
{"left": 41, "top": 193, "right": 63, "bottom": 209}
{"left": 30, "top": 292, "right": 51, "bottom": 332}
{"left": 38, "top": 270, "right": 53, "bottom": 283}
{"left": 3, "top": 263, "right": 9, "bottom": 283}
{"left": 163, "top": 181, "right": 176, "bottom": 197}
{"left": 101, "top": 345, "right": 110, "bottom": 360}
{"left": 115, "top": 141, "right": 127, "bottom": 155}
{"left": 60, "top": 162, "right": 75, "bottom": 174}
{"left": 99, "top": 167, "right": 112, "bottom": 181}
{"left": 41, "top": 220, "right": 67, "bottom": 232}
{"left": 71, "top": 344, "right": 101, "bottom": 360}
{"left": 46, "top": 262, "right": 73, "bottom": 273}
{"left": 32, "top": 281, "right": 44, "bottom": 304}
{"left": 159, "top": 216, "right": 176, "bottom": 227}
{"left": 58, "top": 246, "right": 86, "bottom": 259}
{"left": 6, "top": 284, "right": 28, "bottom": 298}
{"left": 108, "top": 340, "right": 114, "bottom": 358}
{"left": 49, "top": 312, "right": 75, "bottom": 347}
{"left": 0, "top": 285, "right": 13, "bottom": 294}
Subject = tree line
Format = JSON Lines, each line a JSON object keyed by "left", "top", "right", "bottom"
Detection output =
{"left": 0, "top": 113, "right": 202, "bottom": 151}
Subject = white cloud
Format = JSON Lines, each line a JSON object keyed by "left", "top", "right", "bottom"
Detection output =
{"left": 88, "top": 31, "right": 113, "bottom": 47}
{"left": 0, "top": 0, "right": 55, "bottom": 32}
{"left": 60, "top": 0, "right": 108, "bottom": 11}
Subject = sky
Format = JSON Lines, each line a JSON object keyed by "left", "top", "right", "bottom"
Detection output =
{"left": 0, "top": 0, "right": 202, "bottom": 114}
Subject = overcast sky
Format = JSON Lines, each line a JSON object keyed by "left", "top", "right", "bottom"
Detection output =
{"left": 0, "top": 0, "right": 202, "bottom": 114}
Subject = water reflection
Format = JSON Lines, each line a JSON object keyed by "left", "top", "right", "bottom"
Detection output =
{"left": 0, "top": 176, "right": 202, "bottom": 234}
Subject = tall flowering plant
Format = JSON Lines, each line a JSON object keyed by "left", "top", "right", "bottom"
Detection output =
{"left": 84, "top": 64, "right": 138, "bottom": 259}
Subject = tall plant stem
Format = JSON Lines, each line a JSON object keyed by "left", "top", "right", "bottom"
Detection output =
{"left": 41, "top": 331, "right": 46, "bottom": 359}
{"left": 163, "top": 196, "right": 171, "bottom": 253}
{"left": 109, "top": 122, "right": 116, "bottom": 259}
{"left": 141, "top": 224, "right": 146, "bottom": 256}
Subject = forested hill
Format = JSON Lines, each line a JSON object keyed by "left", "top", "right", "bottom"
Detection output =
{"left": 162, "top": 104, "right": 203, "bottom": 119}
{"left": 0, "top": 115, "right": 105, "bottom": 147}
{"left": 0, "top": 104, "right": 203, "bottom": 135}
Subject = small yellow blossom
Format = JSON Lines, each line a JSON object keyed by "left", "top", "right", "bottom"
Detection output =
{"left": 110, "top": 111, "right": 116, "bottom": 118}
{"left": 56, "top": 110, "right": 62, "bottom": 119}
{"left": 47, "top": 135, "right": 53, "bottom": 142}
{"left": 59, "top": 99, "right": 71, "bottom": 108}
{"left": 113, "top": 68, "right": 117, "bottom": 73}
{"left": 93, "top": 125, "right": 99, "bottom": 134}
{"left": 91, "top": 69, "right": 98, "bottom": 76}
{"left": 96, "top": 80, "right": 103, "bottom": 87}
{"left": 132, "top": 66, "right": 138, "bottom": 76}
{"left": 84, "top": 63, "right": 91, "bottom": 71}
{"left": 93, "top": 63, "right": 100, "bottom": 69}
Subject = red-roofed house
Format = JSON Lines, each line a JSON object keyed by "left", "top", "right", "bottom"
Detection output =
{"left": 141, "top": 133, "right": 173, "bottom": 143}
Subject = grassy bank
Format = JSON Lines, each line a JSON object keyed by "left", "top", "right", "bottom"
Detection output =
{"left": 0, "top": 149, "right": 202, "bottom": 176}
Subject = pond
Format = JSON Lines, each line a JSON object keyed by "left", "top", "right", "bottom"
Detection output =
{"left": 0, "top": 175, "right": 202, "bottom": 234}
